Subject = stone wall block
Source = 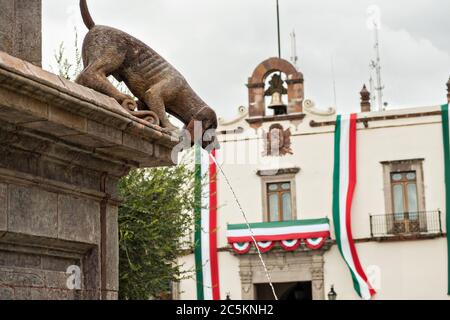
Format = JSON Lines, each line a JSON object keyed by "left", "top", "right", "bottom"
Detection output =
{"left": 0, "top": 89, "right": 48, "bottom": 124}
{"left": 0, "top": 286, "right": 14, "bottom": 300}
{"left": 8, "top": 185, "right": 58, "bottom": 238}
{"left": 58, "top": 194, "right": 100, "bottom": 244}
{"left": 103, "top": 205, "right": 118, "bottom": 291}
{"left": 0, "top": 250, "right": 41, "bottom": 269}
{"left": 0, "top": 267, "right": 44, "bottom": 287}
{"left": 22, "top": 105, "right": 88, "bottom": 137}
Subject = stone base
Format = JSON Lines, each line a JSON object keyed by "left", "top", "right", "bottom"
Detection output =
{"left": 0, "top": 51, "right": 179, "bottom": 299}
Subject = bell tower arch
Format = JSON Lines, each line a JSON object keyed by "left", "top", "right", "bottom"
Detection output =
{"left": 246, "top": 57, "right": 304, "bottom": 120}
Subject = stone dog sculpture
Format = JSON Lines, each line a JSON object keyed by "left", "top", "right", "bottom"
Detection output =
{"left": 76, "top": 0, "right": 218, "bottom": 149}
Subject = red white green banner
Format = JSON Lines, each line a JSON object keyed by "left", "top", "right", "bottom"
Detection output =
{"left": 194, "top": 146, "right": 220, "bottom": 300}
{"left": 333, "top": 114, "right": 376, "bottom": 300}
{"left": 440, "top": 104, "right": 450, "bottom": 295}
{"left": 226, "top": 218, "right": 330, "bottom": 254}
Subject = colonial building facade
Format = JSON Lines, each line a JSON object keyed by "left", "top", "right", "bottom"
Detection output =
{"left": 177, "top": 57, "right": 450, "bottom": 300}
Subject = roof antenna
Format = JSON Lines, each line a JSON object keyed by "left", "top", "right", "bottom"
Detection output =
{"left": 290, "top": 29, "right": 299, "bottom": 70}
{"left": 369, "top": 76, "right": 376, "bottom": 107}
{"left": 331, "top": 55, "right": 338, "bottom": 108}
{"left": 369, "top": 20, "right": 385, "bottom": 111}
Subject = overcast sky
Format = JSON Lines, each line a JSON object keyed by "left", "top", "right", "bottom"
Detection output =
{"left": 42, "top": 0, "right": 450, "bottom": 119}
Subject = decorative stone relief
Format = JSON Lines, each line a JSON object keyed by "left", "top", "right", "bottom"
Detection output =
{"left": 303, "top": 99, "right": 336, "bottom": 116}
{"left": 218, "top": 106, "right": 248, "bottom": 126}
{"left": 263, "top": 124, "right": 293, "bottom": 156}
{"left": 237, "top": 249, "right": 327, "bottom": 300}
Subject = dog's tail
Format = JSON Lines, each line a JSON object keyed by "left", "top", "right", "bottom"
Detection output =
{"left": 80, "top": 0, "right": 96, "bottom": 30}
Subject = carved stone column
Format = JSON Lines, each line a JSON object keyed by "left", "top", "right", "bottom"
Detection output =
{"left": 310, "top": 254, "right": 325, "bottom": 300}
{"left": 239, "top": 257, "right": 255, "bottom": 299}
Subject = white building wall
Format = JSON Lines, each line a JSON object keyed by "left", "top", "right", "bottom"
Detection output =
{"left": 178, "top": 105, "right": 450, "bottom": 300}
{"left": 324, "top": 239, "right": 448, "bottom": 300}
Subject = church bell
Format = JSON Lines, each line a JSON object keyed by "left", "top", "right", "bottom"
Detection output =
{"left": 268, "top": 92, "right": 287, "bottom": 115}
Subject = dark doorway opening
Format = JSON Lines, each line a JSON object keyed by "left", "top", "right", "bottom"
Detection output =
{"left": 255, "top": 281, "right": 312, "bottom": 300}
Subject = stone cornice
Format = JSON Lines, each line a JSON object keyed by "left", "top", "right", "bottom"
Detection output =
{"left": 256, "top": 167, "right": 300, "bottom": 176}
{"left": 0, "top": 52, "right": 179, "bottom": 167}
{"left": 246, "top": 113, "right": 306, "bottom": 125}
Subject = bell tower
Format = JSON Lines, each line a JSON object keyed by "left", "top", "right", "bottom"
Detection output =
{"left": 246, "top": 57, "right": 304, "bottom": 129}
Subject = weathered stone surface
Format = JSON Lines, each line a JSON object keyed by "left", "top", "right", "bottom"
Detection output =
{"left": 0, "top": 250, "right": 41, "bottom": 269}
{"left": 43, "top": 271, "right": 69, "bottom": 289}
{"left": 0, "top": 1, "right": 14, "bottom": 54}
{"left": 0, "top": 88, "right": 49, "bottom": 123}
{"left": 14, "top": 287, "right": 47, "bottom": 300}
{"left": 0, "top": 267, "right": 44, "bottom": 287}
{"left": 0, "top": 45, "right": 180, "bottom": 300}
{"left": 47, "top": 288, "right": 77, "bottom": 300}
{"left": 0, "top": 183, "right": 6, "bottom": 232}
{"left": 8, "top": 185, "right": 58, "bottom": 238}
{"left": 58, "top": 195, "right": 100, "bottom": 244}
{"left": 0, "top": 251, "right": 92, "bottom": 300}
{"left": 0, "top": 0, "right": 42, "bottom": 67}
{"left": 41, "top": 256, "right": 79, "bottom": 273}
{"left": 82, "top": 247, "right": 100, "bottom": 299}
{"left": 0, "top": 286, "right": 14, "bottom": 300}
{"left": 104, "top": 291, "right": 119, "bottom": 300}
{"left": 62, "top": 119, "right": 123, "bottom": 149}
{"left": 22, "top": 105, "right": 88, "bottom": 137}
{"left": 0, "top": 143, "right": 39, "bottom": 178}
{"left": 103, "top": 205, "right": 119, "bottom": 291}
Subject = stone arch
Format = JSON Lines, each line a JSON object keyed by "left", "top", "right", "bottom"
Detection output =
{"left": 249, "top": 57, "right": 303, "bottom": 85}
{"left": 246, "top": 57, "right": 304, "bottom": 122}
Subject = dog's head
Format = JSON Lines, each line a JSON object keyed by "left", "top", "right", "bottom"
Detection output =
{"left": 186, "top": 106, "right": 220, "bottom": 151}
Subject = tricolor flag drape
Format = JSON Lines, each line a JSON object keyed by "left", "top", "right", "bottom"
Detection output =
{"left": 440, "top": 104, "right": 450, "bottom": 295}
{"left": 227, "top": 219, "right": 331, "bottom": 254}
{"left": 333, "top": 114, "right": 376, "bottom": 300}
{"left": 194, "top": 145, "right": 220, "bottom": 300}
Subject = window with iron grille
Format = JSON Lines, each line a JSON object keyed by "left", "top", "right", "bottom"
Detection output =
{"left": 389, "top": 171, "right": 425, "bottom": 234}
{"left": 379, "top": 159, "right": 430, "bottom": 236}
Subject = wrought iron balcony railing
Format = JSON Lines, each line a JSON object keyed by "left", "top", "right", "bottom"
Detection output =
{"left": 369, "top": 210, "right": 443, "bottom": 238}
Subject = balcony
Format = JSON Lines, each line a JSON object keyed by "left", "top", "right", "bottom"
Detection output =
{"left": 226, "top": 218, "right": 331, "bottom": 254}
{"left": 370, "top": 210, "right": 443, "bottom": 239}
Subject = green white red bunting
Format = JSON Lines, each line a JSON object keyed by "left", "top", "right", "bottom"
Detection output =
{"left": 227, "top": 218, "right": 331, "bottom": 254}
{"left": 194, "top": 145, "right": 220, "bottom": 300}
{"left": 440, "top": 104, "right": 450, "bottom": 295}
{"left": 333, "top": 114, "right": 376, "bottom": 300}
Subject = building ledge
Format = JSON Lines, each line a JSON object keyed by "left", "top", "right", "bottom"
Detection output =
{"left": 257, "top": 167, "right": 300, "bottom": 176}
{"left": 370, "top": 232, "right": 445, "bottom": 243}
{"left": 246, "top": 113, "right": 306, "bottom": 125}
{"left": 310, "top": 109, "right": 442, "bottom": 128}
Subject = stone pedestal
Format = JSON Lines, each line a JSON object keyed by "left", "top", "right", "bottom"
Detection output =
{"left": 0, "top": 52, "right": 178, "bottom": 299}
{"left": 0, "top": 0, "right": 42, "bottom": 67}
